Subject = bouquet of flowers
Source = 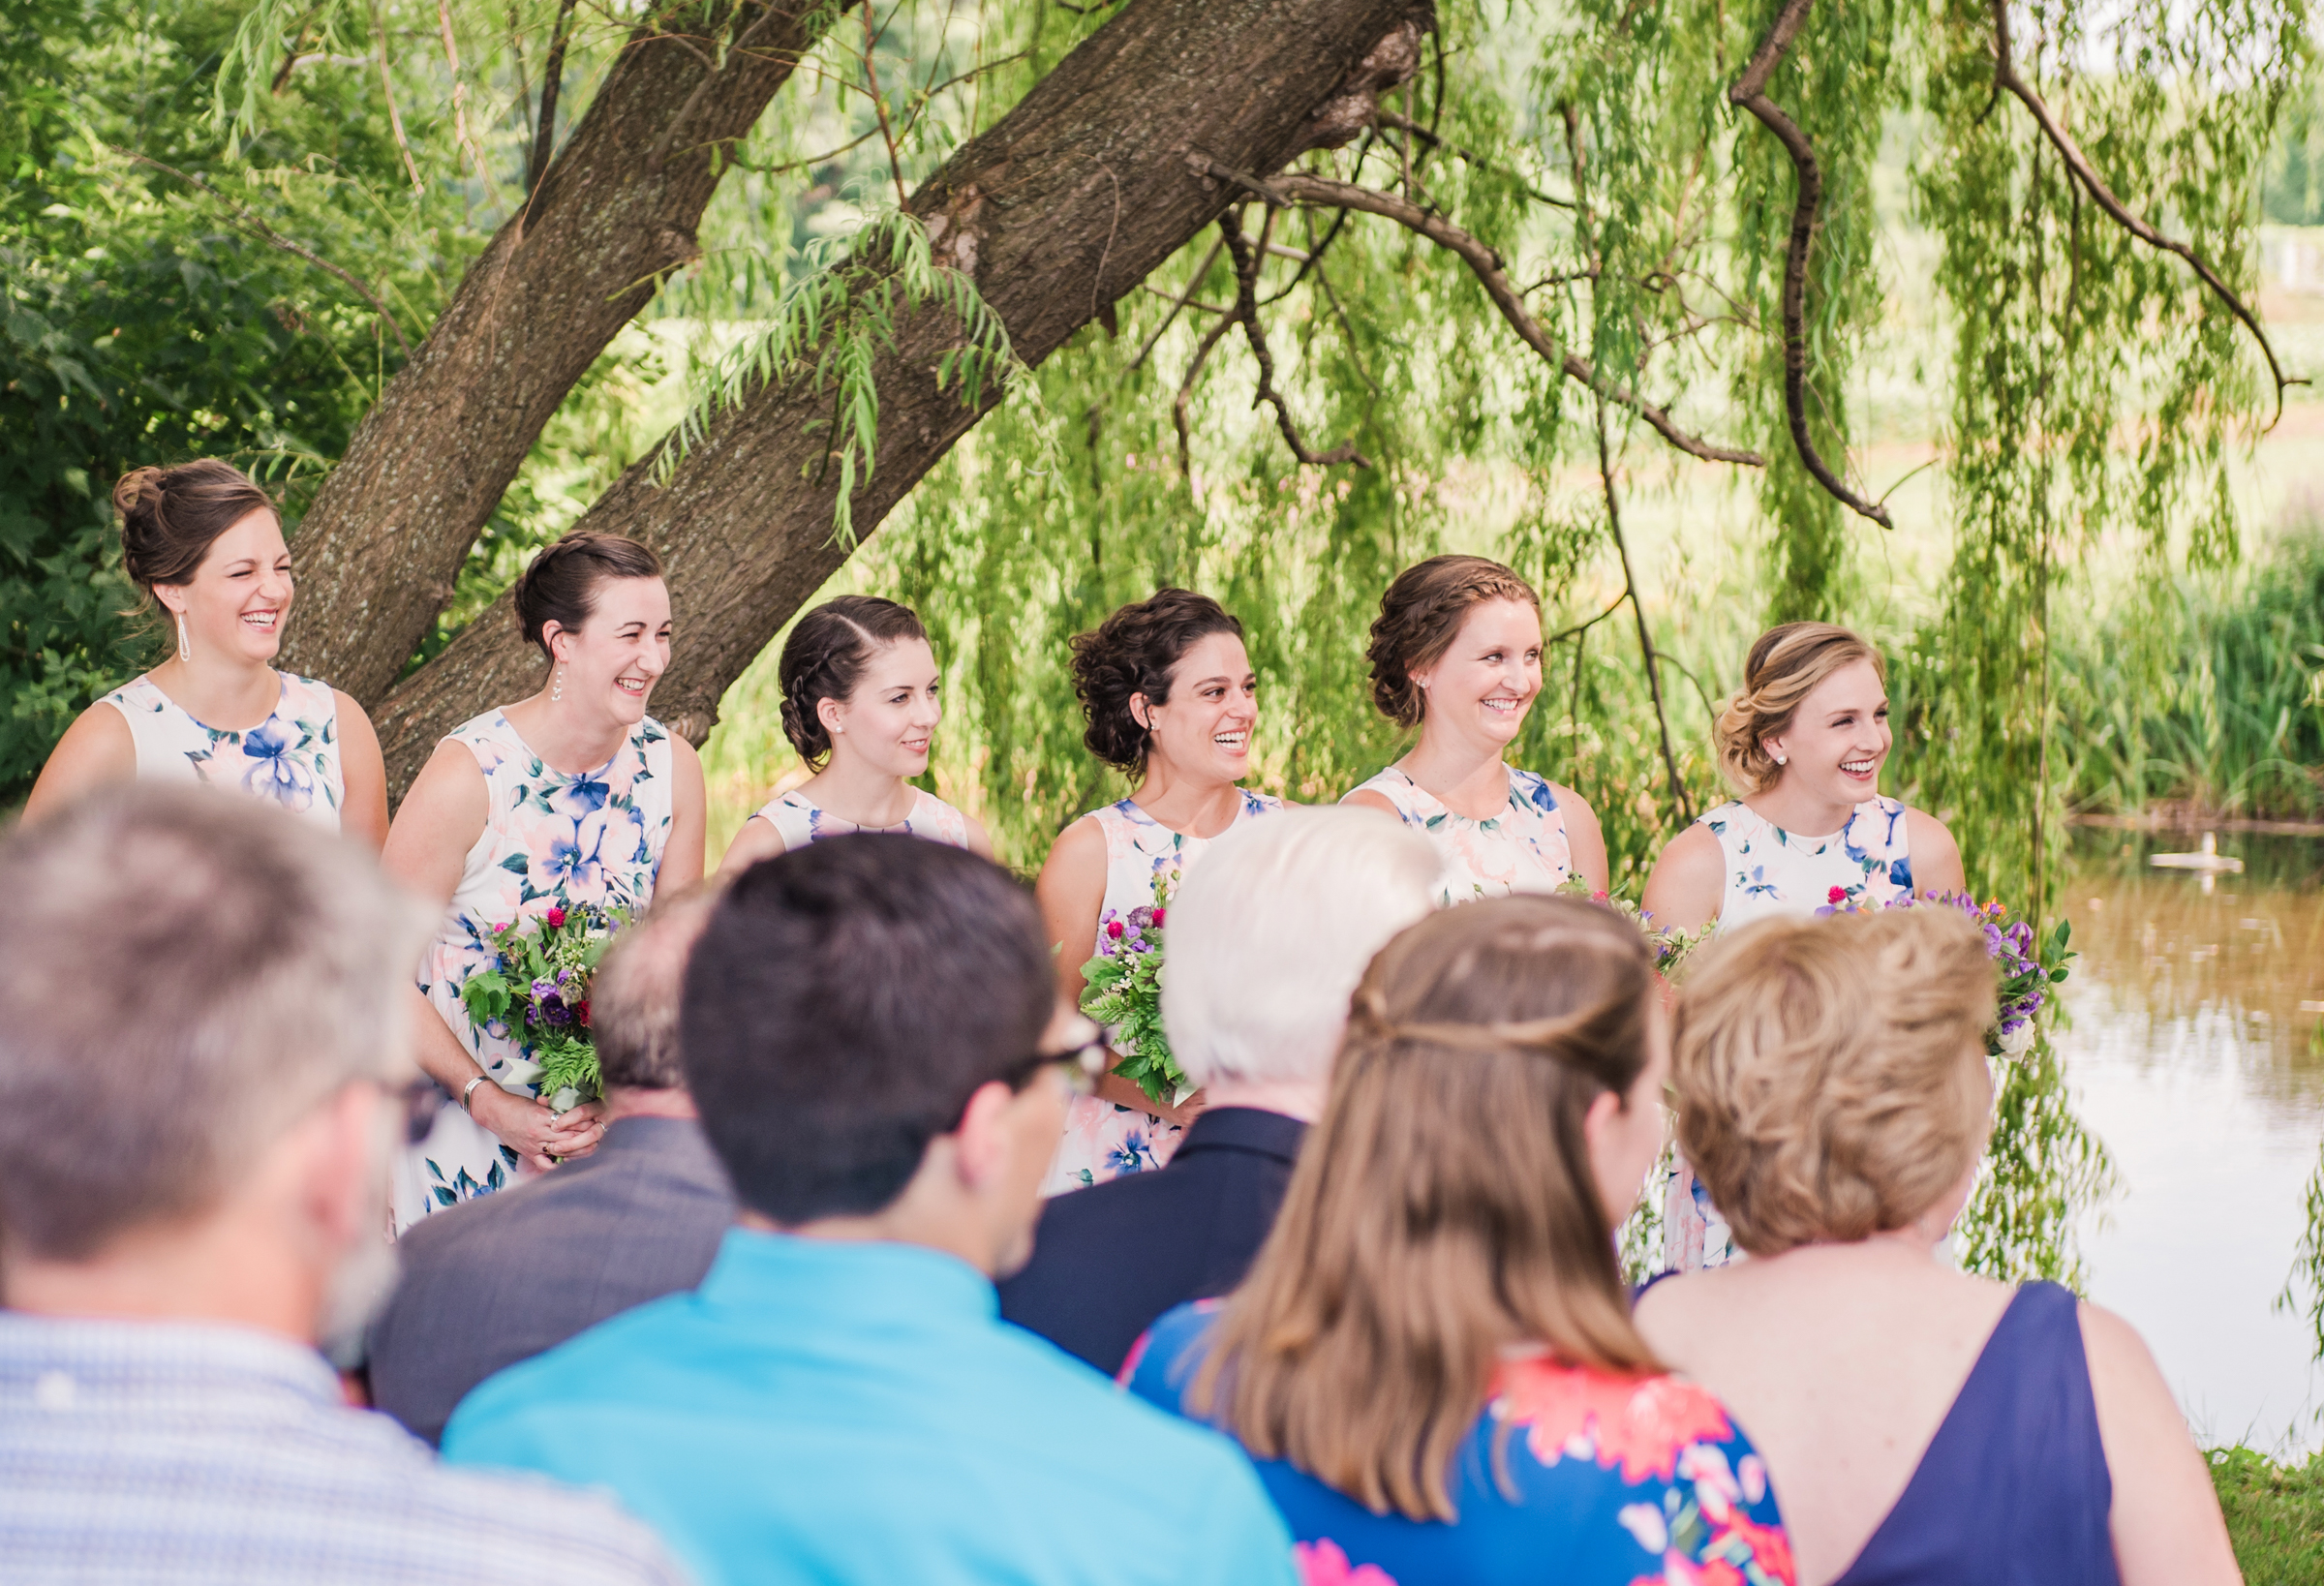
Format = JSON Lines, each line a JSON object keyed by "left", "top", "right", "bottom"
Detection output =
{"left": 1079, "top": 869, "right": 1190, "bottom": 1109}
{"left": 1822, "top": 889, "right": 2073, "bottom": 1058}
{"left": 1556, "top": 876, "right": 1713, "bottom": 978}
{"left": 459, "top": 901, "right": 627, "bottom": 1111}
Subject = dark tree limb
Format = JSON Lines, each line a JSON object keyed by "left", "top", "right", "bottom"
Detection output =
{"left": 372, "top": 0, "right": 1435, "bottom": 795}
{"left": 1728, "top": 0, "right": 1891, "bottom": 528}
{"left": 1200, "top": 158, "right": 1766, "bottom": 468}
{"left": 1596, "top": 399, "right": 1692, "bottom": 821}
{"left": 1217, "top": 207, "right": 1370, "bottom": 468}
{"left": 277, "top": 0, "right": 831, "bottom": 706}
{"left": 528, "top": 0, "right": 579, "bottom": 195}
{"left": 1986, "top": 0, "right": 2301, "bottom": 426}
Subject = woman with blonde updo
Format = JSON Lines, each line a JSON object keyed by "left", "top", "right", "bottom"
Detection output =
{"left": 26, "top": 460, "right": 388, "bottom": 845}
{"left": 1343, "top": 555, "right": 1608, "bottom": 902}
{"left": 1641, "top": 621, "right": 1964, "bottom": 935}
{"left": 1637, "top": 905, "right": 2236, "bottom": 1586}
{"left": 719, "top": 595, "right": 991, "bottom": 871}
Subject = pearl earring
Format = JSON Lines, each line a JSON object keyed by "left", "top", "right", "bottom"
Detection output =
{"left": 551, "top": 664, "right": 565, "bottom": 703}
{"left": 1773, "top": 752, "right": 1788, "bottom": 766}
{"left": 175, "top": 613, "right": 191, "bottom": 664}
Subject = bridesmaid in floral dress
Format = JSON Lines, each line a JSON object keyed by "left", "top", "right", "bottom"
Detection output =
{"left": 719, "top": 595, "right": 991, "bottom": 870}
{"left": 382, "top": 533, "right": 705, "bottom": 1232}
{"left": 1641, "top": 620, "right": 1966, "bottom": 1268}
{"left": 1342, "top": 556, "right": 1607, "bottom": 901}
{"left": 1034, "top": 589, "right": 1285, "bottom": 1195}
{"left": 26, "top": 459, "right": 387, "bottom": 845}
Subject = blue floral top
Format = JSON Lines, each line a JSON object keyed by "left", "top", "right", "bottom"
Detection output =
{"left": 1343, "top": 765, "right": 1571, "bottom": 905}
{"left": 1698, "top": 795, "right": 1913, "bottom": 932}
{"left": 102, "top": 671, "right": 343, "bottom": 828}
{"left": 1124, "top": 1302, "right": 1796, "bottom": 1586}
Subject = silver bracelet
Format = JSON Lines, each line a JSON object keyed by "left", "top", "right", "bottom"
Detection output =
{"left": 459, "top": 1075, "right": 491, "bottom": 1114}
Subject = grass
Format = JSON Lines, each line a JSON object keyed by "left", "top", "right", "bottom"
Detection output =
{"left": 2214, "top": 1447, "right": 2324, "bottom": 1584}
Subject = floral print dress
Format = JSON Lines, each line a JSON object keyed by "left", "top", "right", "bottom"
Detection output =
{"left": 101, "top": 672, "right": 344, "bottom": 829}
{"left": 1342, "top": 765, "right": 1571, "bottom": 905}
{"left": 1042, "top": 789, "right": 1285, "bottom": 1198}
{"left": 753, "top": 785, "right": 970, "bottom": 848}
{"left": 1126, "top": 1301, "right": 1795, "bottom": 1586}
{"left": 389, "top": 710, "right": 675, "bottom": 1235}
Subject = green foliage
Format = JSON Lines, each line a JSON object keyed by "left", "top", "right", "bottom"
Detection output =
{"left": 1078, "top": 870, "right": 1185, "bottom": 1107}
{"left": 2211, "top": 1447, "right": 2324, "bottom": 1584}
{"left": 459, "top": 903, "right": 625, "bottom": 1108}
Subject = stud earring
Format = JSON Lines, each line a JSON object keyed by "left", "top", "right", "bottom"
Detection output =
{"left": 175, "top": 613, "right": 191, "bottom": 664}
{"left": 551, "top": 664, "right": 565, "bottom": 703}
{"left": 1773, "top": 752, "right": 1788, "bottom": 767}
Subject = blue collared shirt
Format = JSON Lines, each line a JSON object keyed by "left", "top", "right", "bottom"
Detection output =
{"left": 0, "top": 1313, "right": 686, "bottom": 1586}
{"left": 445, "top": 1230, "right": 1298, "bottom": 1586}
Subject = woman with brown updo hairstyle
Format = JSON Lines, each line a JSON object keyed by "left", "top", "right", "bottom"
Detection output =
{"left": 719, "top": 595, "right": 991, "bottom": 873}
{"left": 25, "top": 459, "right": 388, "bottom": 845}
{"left": 1341, "top": 555, "right": 1607, "bottom": 901}
{"left": 1034, "top": 587, "right": 1286, "bottom": 1194}
{"left": 382, "top": 530, "right": 705, "bottom": 1232}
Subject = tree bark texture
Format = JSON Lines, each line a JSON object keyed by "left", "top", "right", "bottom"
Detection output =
{"left": 373, "top": 0, "right": 1432, "bottom": 797}
{"left": 278, "top": 0, "right": 826, "bottom": 704}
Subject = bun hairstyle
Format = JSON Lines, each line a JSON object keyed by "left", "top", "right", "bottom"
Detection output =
{"left": 778, "top": 595, "right": 930, "bottom": 771}
{"left": 112, "top": 460, "right": 276, "bottom": 612}
{"left": 511, "top": 532, "right": 665, "bottom": 661}
{"left": 1714, "top": 621, "right": 1884, "bottom": 794}
{"left": 1069, "top": 588, "right": 1245, "bottom": 777}
{"left": 1364, "top": 555, "right": 1540, "bottom": 729}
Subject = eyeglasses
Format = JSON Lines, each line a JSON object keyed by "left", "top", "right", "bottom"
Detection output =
{"left": 999, "top": 1033, "right": 1108, "bottom": 1098}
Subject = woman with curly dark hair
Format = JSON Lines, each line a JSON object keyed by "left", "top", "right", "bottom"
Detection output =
{"left": 1342, "top": 555, "right": 1607, "bottom": 902}
{"left": 1033, "top": 587, "right": 1286, "bottom": 1193}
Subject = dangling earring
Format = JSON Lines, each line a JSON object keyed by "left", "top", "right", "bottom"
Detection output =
{"left": 551, "top": 664, "right": 565, "bottom": 703}
{"left": 175, "top": 613, "right": 191, "bottom": 664}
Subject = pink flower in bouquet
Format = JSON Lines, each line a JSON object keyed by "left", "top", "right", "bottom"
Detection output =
{"left": 546, "top": 904, "right": 567, "bottom": 928}
{"left": 1106, "top": 918, "right": 1125, "bottom": 939}
{"left": 577, "top": 1000, "right": 591, "bottom": 1028}
{"left": 1150, "top": 907, "right": 1166, "bottom": 930}
{"left": 1828, "top": 886, "right": 1849, "bottom": 905}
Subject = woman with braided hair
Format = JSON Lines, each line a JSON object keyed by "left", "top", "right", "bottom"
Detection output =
{"left": 1341, "top": 555, "right": 1608, "bottom": 902}
{"left": 719, "top": 595, "right": 991, "bottom": 871}
{"left": 1124, "top": 895, "right": 1794, "bottom": 1584}
{"left": 26, "top": 459, "right": 388, "bottom": 844}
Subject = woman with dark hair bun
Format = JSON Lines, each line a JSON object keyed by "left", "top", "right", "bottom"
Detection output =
{"left": 382, "top": 530, "right": 705, "bottom": 1232}
{"left": 25, "top": 458, "right": 388, "bottom": 845}
{"left": 1034, "top": 588, "right": 1285, "bottom": 1193}
{"left": 1342, "top": 555, "right": 1608, "bottom": 901}
{"left": 719, "top": 595, "right": 991, "bottom": 873}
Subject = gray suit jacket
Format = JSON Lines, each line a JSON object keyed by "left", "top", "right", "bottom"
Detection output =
{"left": 367, "top": 1114, "right": 735, "bottom": 1446}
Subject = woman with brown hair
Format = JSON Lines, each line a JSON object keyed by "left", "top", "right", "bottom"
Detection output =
{"left": 1342, "top": 555, "right": 1608, "bottom": 902}
{"left": 26, "top": 459, "right": 388, "bottom": 845}
{"left": 1124, "top": 896, "right": 1793, "bottom": 1585}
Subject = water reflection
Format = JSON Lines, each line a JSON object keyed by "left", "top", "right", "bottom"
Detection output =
{"left": 2056, "top": 830, "right": 2324, "bottom": 1454}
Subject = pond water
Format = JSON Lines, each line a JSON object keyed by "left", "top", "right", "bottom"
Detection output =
{"left": 2058, "top": 830, "right": 2324, "bottom": 1455}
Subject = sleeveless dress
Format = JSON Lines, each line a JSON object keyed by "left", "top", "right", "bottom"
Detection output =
{"left": 388, "top": 710, "right": 676, "bottom": 1235}
{"left": 1042, "top": 789, "right": 1286, "bottom": 1197}
{"left": 1126, "top": 1300, "right": 1797, "bottom": 1586}
{"left": 1831, "top": 1282, "right": 2115, "bottom": 1586}
{"left": 1665, "top": 795, "right": 1917, "bottom": 1271}
{"left": 752, "top": 785, "right": 970, "bottom": 848}
{"left": 100, "top": 672, "right": 344, "bottom": 829}
{"left": 1343, "top": 764, "right": 1571, "bottom": 904}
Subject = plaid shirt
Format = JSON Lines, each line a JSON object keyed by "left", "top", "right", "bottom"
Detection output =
{"left": 0, "top": 1314, "right": 689, "bottom": 1585}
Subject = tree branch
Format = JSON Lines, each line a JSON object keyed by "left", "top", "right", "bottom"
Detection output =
{"left": 1728, "top": 0, "right": 1891, "bottom": 527}
{"left": 1986, "top": 0, "right": 2301, "bottom": 426}
{"left": 1597, "top": 398, "right": 1692, "bottom": 821}
{"left": 1217, "top": 206, "right": 1369, "bottom": 468}
{"left": 1195, "top": 155, "right": 1765, "bottom": 468}
{"left": 529, "top": 0, "right": 579, "bottom": 196}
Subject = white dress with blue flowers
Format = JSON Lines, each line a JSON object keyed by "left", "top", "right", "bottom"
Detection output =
{"left": 389, "top": 710, "right": 675, "bottom": 1234}
{"left": 102, "top": 672, "right": 343, "bottom": 828}
{"left": 1343, "top": 764, "right": 1570, "bottom": 905}
{"left": 1042, "top": 789, "right": 1286, "bottom": 1197}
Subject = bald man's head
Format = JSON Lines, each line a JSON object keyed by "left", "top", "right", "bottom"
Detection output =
{"left": 592, "top": 889, "right": 717, "bottom": 1092}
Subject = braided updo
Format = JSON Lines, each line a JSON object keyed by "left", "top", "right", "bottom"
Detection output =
{"left": 510, "top": 532, "right": 665, "bottom": 661}
{"left": 1712, "top": 622, "right": 1885, "bottom": 794}
{"left": 778, "top": 595, "right": 930, "bottom": 770}
{"left": 112, "top": 460, "right": 276, "bottom": 611}
{"left": 1069, "top": 589, "right": 1244, "bottom": 777}
{"left": 1363, "top": 556, "right": 1540, "bottom": 729}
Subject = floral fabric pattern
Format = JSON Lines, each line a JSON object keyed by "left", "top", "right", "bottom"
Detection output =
{"left": 1126, "top": 1304, "right": 1795, "bottom": 1586}
{"left": 753, "top": 785, "right": 970, "bottom": 849}
{"left": 1042, "top": 790, "right": 1285, "bottom": 1198}
{"left": 1343, "top": 765, "right": 1570, "bottom": 905}
{"left": 102, "top": 672, "right": 344, "bottom": 828}
{"left": 389, "top": 711, "right": 675, "bottom": 1235}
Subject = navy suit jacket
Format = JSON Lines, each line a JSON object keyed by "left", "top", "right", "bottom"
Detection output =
{"left": 367, "top": 1114, "right": 735, "bottom": 1445}
{"left": 998, "top": 1106, "right": 1306, "bottom": 1376}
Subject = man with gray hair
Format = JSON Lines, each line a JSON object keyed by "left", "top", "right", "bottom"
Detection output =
{"left": 369, "top": 887, "right": 732, "bottom": 1446}
{"left": 0, "top": 785, "right": 684, "bottom": 1585}
{"left": 999, "top": 806, "right": 1439, "bottom": 1373}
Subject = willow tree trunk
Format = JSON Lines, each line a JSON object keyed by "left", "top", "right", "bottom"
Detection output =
{"left": 277, "top": 0, "right": 827, "bottom": 705}
{"left": 375, "top": 0, "right": 1430, "bottom": 794}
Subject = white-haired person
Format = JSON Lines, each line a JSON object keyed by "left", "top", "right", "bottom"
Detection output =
{"left": 1636, "top": 905, "right": 2238, "bottom": 1586}
{"left": 999, "top": 806, "right": 1439, "bottom": 1374}
{"left": 0, "top": 784, "right": 684, "bottom": 1585}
